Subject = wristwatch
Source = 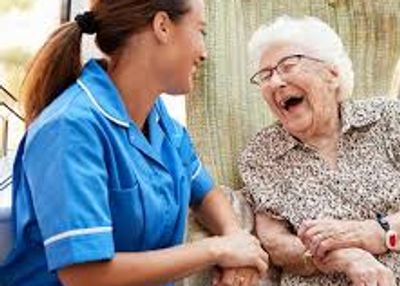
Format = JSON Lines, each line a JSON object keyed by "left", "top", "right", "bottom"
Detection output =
{"left": 376, "top": 212, "right": 399, "bottom": 251}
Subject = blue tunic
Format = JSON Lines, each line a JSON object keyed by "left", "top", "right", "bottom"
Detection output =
{"left": 0, "top": 60, "right": 214, "bottom": 285}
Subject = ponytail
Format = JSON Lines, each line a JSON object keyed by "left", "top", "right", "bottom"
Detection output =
{"left": 22, "top": 0, "right": 192, "bottom": 126}
{"left": 22, "top": 22, "right": 83, "bottom": 126}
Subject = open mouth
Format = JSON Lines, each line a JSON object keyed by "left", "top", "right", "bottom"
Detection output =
{"left": 280, "top": 95, "right": 304, "bottom": 111}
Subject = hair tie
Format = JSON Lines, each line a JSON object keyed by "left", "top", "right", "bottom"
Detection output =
{"left": 75, "top": 11, "right": 97, "bottom": 35}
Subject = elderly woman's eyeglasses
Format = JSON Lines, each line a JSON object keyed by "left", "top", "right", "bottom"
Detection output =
{"left": 250, "top": 54, "right": 324, "bottom": 86}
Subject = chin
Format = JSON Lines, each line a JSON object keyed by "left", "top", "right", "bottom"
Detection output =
{"left": 165, "top": 79, "right": 193, "bottom": 95}
{"left": 165, "top": 86, "right": 190, "bottom": 96}
{"left": 283, "top": 121, "right": 312, "bottom": 135}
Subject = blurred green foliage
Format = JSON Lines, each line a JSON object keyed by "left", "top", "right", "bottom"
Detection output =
{"left": 0, "top": 0, "right": 33, "bottom": 14}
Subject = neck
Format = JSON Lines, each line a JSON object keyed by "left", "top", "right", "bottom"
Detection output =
{"left": 107, "top": 45, "right": 162, "bottom": 130}
{"left": 298, "top": 108, "right": 341, "bottom": 153}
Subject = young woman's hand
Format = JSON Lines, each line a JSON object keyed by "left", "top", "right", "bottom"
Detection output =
{"left": 207, "top": 231, "right": 269, "bottom": 277}
{"left": 212, "top": 267, "right": 260, "bottom": 286}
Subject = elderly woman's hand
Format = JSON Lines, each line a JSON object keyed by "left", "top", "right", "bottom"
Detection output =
{"left": 298, "top": 219, "right": 387, "bottom": 258}
{"left": 314, "top": 248, "right": 395, "bottom": 286}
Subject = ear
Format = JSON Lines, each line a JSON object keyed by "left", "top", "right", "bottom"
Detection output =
{"left": 152, "top": 11, "right": 174, "bottom": 44}
{"left": 328, "top": 64, "right": 339, "bottom": 78}
{"left": 326, "top": 64, "right": 344, "bottom": 101}
{"left": 325, "top": 63, "right": 340, "bottom": 88}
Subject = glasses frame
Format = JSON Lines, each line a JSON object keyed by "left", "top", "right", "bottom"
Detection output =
{"left": 250, "top": 54, "right": 324, "bottom": 86}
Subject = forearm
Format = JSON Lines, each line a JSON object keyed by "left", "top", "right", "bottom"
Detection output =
{"left": 262, "top": 233, "right": 317, "bottom": 276}
{"left": 193, "top": 187, "right": 241, "bottom": 235}
{"left": 59, "top": 238, "right": 218, "bottom": 286}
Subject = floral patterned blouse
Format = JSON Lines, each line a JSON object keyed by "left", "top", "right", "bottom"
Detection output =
{"left": 238, "top": 98, "right": 400, "bottom": 286}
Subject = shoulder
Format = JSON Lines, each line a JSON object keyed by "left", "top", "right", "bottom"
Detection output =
{"left": 26, "top": 84, "right": 104, "bottom": 152}
{"left": 345, "top": 97, "right": 400, "bottom": 122}
{"left": 340, "top": 97, "right": 400, "bottom": 133}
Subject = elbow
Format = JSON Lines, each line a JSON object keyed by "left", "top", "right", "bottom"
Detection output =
{"left": 259, "top": 235, "right": 281, "bottom": 261}
{"left": 58, "top": 270, "right": 83, "bottom": 286}
{"left": 58, "top": 266, "right": 99, "bottom": 286}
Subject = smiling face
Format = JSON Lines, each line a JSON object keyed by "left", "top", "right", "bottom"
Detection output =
{"left": 259, "top": 42, "right": 341, "bottom": 138}
{"left": 161, "top": 0, "right": 208, "bottom": 95}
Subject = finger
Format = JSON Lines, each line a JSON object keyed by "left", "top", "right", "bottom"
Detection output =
{"left": 259, "top": 248, "right": 269, "bottom": 265}
{"left": 220, "top": 269, "right": 236, "bottom": 286}
{"left": 300, "top": 225, "right": 320, "bottom": 247}
{"left": 362, "top": 274, "right": 378, "bottom": 286}
{"left": 238, "top": 274, "right": 251, "bottom": 286}
{"left": 309, "top": 233, "right": 326, "bottom": 256}
{"left": 212, "top": 268, "right": 222, "bottom": 285}
{"left": 250, "top": 272, "right": 260, "bottom": 286}
{"left": 351, "top": 278, "right": 365, "bottom": 286}
{"left": 254, "top": 257, "right": 268, "bottom": 277}
{"left": 315, "top": 237, "right": 347, "bottom": 259}
{"left": 315, "top": 237, "right": 334, "bottom": 259}
{"left": 303, "top": 224, "right": 330, "bottom": 249}
{"left": 232, "top": 271, "right": 248, "bottom": 286}
{"left": 240, "top": 274, "right": 254, "bottom": 286}
{"left": 232, "top": 274, "right": 241, "bottom": 286}
{"left": 298, "top": 220, "right": 317, "bottom": 237}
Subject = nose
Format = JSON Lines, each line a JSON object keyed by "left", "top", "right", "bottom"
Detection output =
{"left": 199, "top": 48, "right": 208, "bottom": 62}
{"left": 268, "top": 70, "right": 287, "bottom": 89}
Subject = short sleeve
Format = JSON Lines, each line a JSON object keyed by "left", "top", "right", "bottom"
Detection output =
{"left": 179, "top": 128, "right": 214, "bottom": 206}
{"left": 237, "top": 135, "right": 287, "bottom": 221}
{"left": 23, "top": 116, "right": 114, "bottom": 272}
{"left": 384, "top": 100, "right": 400, "bottom": 169}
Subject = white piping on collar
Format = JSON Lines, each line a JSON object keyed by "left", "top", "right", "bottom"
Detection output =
{"left": 77, "top": 79, "right": 129, "bottom": 128}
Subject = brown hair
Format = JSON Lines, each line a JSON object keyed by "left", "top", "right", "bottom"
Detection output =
{"left": 22, "top": 0, "right": 191, "bottom": 125}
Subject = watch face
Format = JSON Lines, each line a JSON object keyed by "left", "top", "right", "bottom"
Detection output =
{"left": 386, "top": 230, "right": 399, "bottom": 251}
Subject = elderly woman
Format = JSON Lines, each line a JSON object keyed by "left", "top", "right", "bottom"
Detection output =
{"left": 238, "top": 16, "right": 400, "bottom": 286}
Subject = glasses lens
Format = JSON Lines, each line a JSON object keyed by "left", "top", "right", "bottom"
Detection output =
{"left": 277, "top": 55, "right": 301, "bottom": 74}
{"left": 252, "top": 70, "right": 272, "bottom": 86}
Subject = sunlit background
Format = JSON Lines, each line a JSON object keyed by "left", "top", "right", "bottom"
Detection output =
{"left": 0, "top": 0, "right": 186, "bottom": 155}
{"left": 0, "top": 0, "right": 186, "bottom": 207}
{"left": 0, "top": 0, "right": 61, "bottom": 157}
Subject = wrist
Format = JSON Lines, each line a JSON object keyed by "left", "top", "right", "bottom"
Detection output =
{"left": 361, "top": 220, "right": 386, "bottom": 252}
{"left": 221, "top": 224, "right": 242, "bottom": 236}
{"left": 203, "top": 236, "right": 225, "bottom": 265}
{"left": 375, "top": 213, "right": 399, "bottom": 252}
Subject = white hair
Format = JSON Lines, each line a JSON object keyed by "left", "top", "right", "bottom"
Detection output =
{"left": 248, "top": 15, "right": 354, "bottom": 98}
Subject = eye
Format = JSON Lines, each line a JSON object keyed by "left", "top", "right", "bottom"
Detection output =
{"left": 259, "top": 71, "right": 272, "bottom": 82}
{"left": 200, "top": 29, "right": 207, "bottom": 37}
{"left": 278, "top": 57, "right": 301, "bottom": 73}
{"left": 279, "top": 63, "right": 296, "bottom": 73}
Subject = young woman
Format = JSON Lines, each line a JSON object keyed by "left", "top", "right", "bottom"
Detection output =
{"left": 0, "top": 1, "right": 268, "bottom": 285}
